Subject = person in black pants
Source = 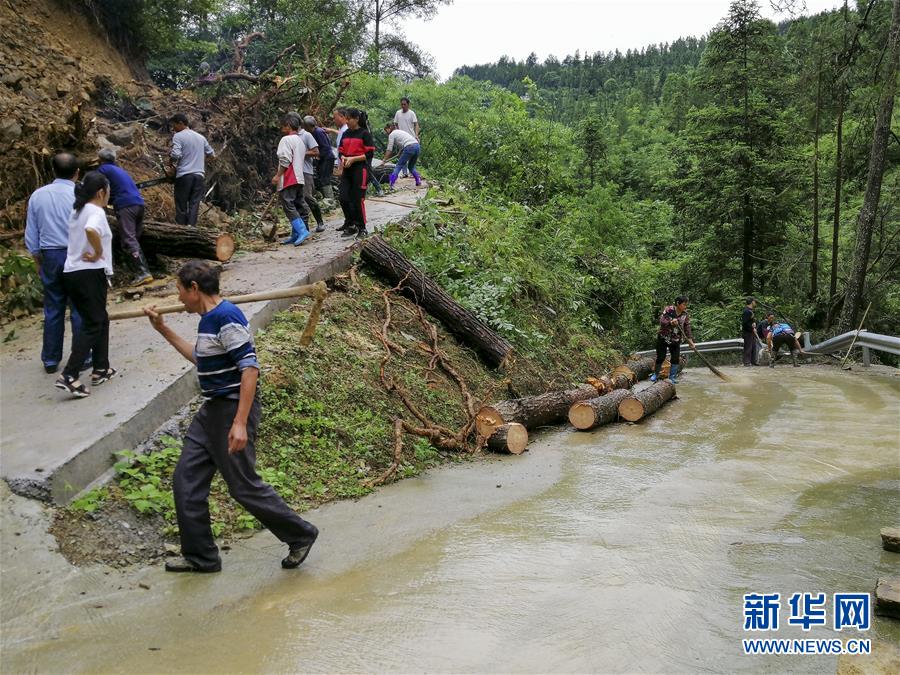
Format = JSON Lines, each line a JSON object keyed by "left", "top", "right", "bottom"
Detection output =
{"left": 144, "top": 261, "right": 318, "bottom": 572}
{"left": 337, "top": 108, "right": 376, "bottom": 239}
{"left": 55, "top": 172, "right": 117, "bottom": 398}
{"left": 741, "top": 296, "right": 759, "bottom": 366}
{"left": 650, "top": 296, "right": 696, "bottom": 384}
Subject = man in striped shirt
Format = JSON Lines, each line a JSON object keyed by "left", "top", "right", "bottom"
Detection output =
{"left": 144, "top": 260, "right": 318, "bottom": 573}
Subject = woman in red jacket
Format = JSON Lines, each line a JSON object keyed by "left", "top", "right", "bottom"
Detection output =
{"left": 337, "top": 108, "right": 375, "bottom": 240}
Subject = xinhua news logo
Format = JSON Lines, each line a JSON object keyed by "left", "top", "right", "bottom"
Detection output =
{"left": 741, "top": 592, "right": 872, "bottom": 656}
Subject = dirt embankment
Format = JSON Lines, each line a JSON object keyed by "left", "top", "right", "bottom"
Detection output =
{"left": 0, "top": 0, "right": 244, "bottom": 234}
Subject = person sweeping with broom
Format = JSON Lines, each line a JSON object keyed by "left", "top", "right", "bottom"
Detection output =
{"left": 650, "top": 296, "right": 695, "bottom": 384}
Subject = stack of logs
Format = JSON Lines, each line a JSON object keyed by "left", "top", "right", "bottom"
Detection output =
{"left": 476, "top": 355, "right": 683, "bottom": 454}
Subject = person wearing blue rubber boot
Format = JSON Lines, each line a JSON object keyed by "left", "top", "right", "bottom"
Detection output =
{"left": 650, "top": 296, "right": 695, "bottom": 384}
{"left": 272, "top": 115, "right": 310, "bottom": 246}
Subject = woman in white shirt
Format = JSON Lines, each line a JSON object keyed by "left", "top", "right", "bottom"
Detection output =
{"left": 55, "top": 171, "right": 117, "bottom": 398}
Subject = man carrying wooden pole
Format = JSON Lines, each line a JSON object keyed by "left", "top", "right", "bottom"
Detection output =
{"left": 143, "top": 260, "right": 319, "bottom": 573}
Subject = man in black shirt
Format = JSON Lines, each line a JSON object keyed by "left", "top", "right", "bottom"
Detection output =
{"left": 741, "top": 297, "right": 759, "bottom": 366}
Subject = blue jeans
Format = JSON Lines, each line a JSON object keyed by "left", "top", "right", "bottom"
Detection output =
{"left": 38, "top": 248, "right": 82, "bottom": 367}
{"left": 391, "top": 143, "right": 420, "bottom": 180}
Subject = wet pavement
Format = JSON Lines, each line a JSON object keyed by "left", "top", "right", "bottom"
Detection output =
{"left": 1, "top": 366, "right": 898, "bottom": 673}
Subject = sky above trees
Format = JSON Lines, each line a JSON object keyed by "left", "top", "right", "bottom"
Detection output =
{"left": 400, "top": 0, "right": 844, "bottom": 78}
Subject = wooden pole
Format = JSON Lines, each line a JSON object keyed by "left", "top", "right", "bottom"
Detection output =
{"left": 108, "top": 281, "right": 328, "bottom": 320}
{"left": 839, "top": 301, "right": 871, "bottom": 370}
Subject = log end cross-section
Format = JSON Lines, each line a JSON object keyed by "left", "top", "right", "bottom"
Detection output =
{"left": 486, "top": 423, "right": 529, "bottom": 454}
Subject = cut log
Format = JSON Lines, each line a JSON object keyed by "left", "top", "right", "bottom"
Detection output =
{"left": 486, "top": 423, "right": 528, "bottom": 454}
{"left": 360, "top": 235, "right": 512, "bottom": 368}
{"left": 476, "top": 383, "right": 598, "bottom": 437}
{"left": 882, "top": 527, "right": 900, "bottom": 553}
{"left": 569, "top": 389, "right": 632, "bottom": 431}
{"left": 874, "top": 577, "right": 900, "bottom": 619}
{"left": 618, "top": 380, "right": 677, "bottom": 422}
{"left": 140, "top": 221, "right": 236, "bottom": 262}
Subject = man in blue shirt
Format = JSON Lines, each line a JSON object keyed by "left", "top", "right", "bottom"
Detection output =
{"left": 97, "top": 148, "right": 152, "bottom": 286}
{"left": 144, "top": 261, "right": 319, "bottom": 573}
{"left": 25, "top": 153, "right": 84, "bottom": 373}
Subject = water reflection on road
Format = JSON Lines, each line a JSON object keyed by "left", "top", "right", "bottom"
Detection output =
{"left": 6, "top": 367, "right": 900, "bottom": 673}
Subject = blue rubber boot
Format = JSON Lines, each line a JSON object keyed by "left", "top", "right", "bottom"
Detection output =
{"left": 281, "top": 218, "right": 304, "bottom": 245}
{"left": 292, "top": 218, "right": 310, "bottom": 246}
{"left": 649, "top": 372, "right": 659, "bottom": 382}
{"left": 668, "top": 364, "right": 679, "bottom": 384}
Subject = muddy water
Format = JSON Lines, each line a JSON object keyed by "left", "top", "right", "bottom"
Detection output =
{"left": 3, "top": 367, "right": 899, "bottom": 673}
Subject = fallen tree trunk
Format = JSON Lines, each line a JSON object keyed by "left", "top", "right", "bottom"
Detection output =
{"left": 360, "top": 235, "right": 512, "bottom": 368}
{"left": 476, "top": 383, "right": 598, "bottom": 437}
{"left": 618, "top": 356, "right": 656, "bottom": 382}
{"left": 486, "top": 423, "right": 529, "bottom": 455}
{"left": 618, "top": 380, "right": 677, "bottom": 422}
{"left": 140, "top": 221, "right": 236, "bottom": 262}
{"left": 569, "top": 388, "right": 632, "bottom": 430}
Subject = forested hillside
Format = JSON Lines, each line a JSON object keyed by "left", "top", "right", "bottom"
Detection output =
{"left": 3, "top": 0, "right": 897, "bottom": 351}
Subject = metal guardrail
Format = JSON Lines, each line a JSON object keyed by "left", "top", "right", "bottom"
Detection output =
{"left": 635, "top": 330, "right": 900, "bottom": 367}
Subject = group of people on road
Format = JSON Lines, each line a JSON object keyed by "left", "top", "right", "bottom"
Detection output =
{"left": 276, "top": 98, "right": 423, "bottom": 243}
{"left": 742, "top": 297, "right": 806, "bottom": 368}
{"left": 22, "top": 97, "right": 425, "bottom": 575}
{"left": 647, "top": 294, "right": 808, "bottom": 384}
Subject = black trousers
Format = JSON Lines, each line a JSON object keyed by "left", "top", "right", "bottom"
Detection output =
{"left": 654, "top": 335, "right": 680, "bottom": 373}
{"left": 771, "top": 333, "right": 798, "bottom": 357}
{"left": 174, "top": 173, "right": 205, "bottom": 225}
{"left": 339, "top": 165, "right": 367, "bottom": 232}
{"left": 316, "top": 157, "right": 334, "bottom": 199}
{"left": 62, "top": 268, "right": 109, "bottom": 378}
{"left": 303, "top": 172, "right": 324, "bottom": 225}
{"left": 173, "top": 396, "right": 318, "bottom": 569}
{"left": 742, "top": 329, "right": 758, "bottom": 366}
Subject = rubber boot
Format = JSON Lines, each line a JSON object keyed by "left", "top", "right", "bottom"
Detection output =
{"left": 791, "top": 349, "right": 800, "bottom": 367}
{"left": 668, "top": 364, "right": 679, "bottom": 384}
{"left": 292, "top": 217, "right": 310, "bottom": 246}
{"left": 130, "top": 251, "right": 153, "bottom": 287}
{"left": 389, "top": 173, "right": 397, "bottom": 188}
{"left": 281, "top": 218, "right": 303, "bottom": 245}
{"left": 411, "top": 169, "right": 422, "bottom": 187}
{"left": 649, "top": 371, "right": 659, "bottom": 382}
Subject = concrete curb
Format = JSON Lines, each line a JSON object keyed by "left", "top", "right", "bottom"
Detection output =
{"left": 7, "top": 247, "right": 358, "bottom": 504}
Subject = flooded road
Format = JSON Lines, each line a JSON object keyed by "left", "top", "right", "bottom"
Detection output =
{"left": 2, "top": 366, "right": 898, "bottom": 672}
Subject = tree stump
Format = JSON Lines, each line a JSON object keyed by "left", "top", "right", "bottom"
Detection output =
{"left": 882, "top": 528, "right": 900, "bottom": 553}
{"left": 476, "top": 383, "right": 599, "bottom": 437}
{"left": 618, "top": 380, "right": 677, "bottom": 422}
{"left": 486, "top": 423, "right": 528, "bottom": 454}
{"left": 875, "top": 577, "right": 900, "bottom": 619}
{"left": 569, "top": 389, "right": 632, "bottom": 430}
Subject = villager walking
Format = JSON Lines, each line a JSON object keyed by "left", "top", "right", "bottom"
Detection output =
{"left": 383, "top": 123, "right": 422, "bottom": 188}
{"left": 143, "top": 261, "right": 319, "bottom": 572}
{"left": 24, "top": 153, "right": 84, "bottom": 374}
{"left": 650, "top": 296, "right": 696, "bottom": 384}
{"left": 97, "top": 148, "right": 152, "bottom": 286}
{"left": 169, "top": 113, "right": 215, "bottom": 226}
{"left": 55, "top": 171, "right": 117, "bottom": 398}
{"left": 741, "top": 296, "right": 759, "bottom": 366}
{"left": 273, "top": 114, "right": 311, "bottom": 246}
{"left": 337, "top": 108, "right": 375, "bottom": 240}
